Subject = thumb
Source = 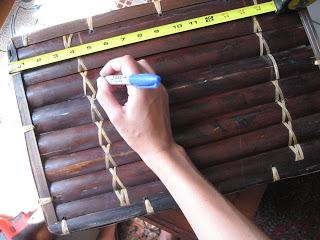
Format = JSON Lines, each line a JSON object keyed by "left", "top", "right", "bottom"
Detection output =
{"left": 96, "top": 77, "right": 123, "bottom": 122}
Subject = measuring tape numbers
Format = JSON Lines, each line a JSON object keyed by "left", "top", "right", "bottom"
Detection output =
{"left": 9, "top": 1, "right": 276, "bottom": 74}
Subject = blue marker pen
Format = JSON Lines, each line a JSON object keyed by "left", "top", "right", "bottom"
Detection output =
{"left": 105, "top": 73, "right": 161, "bottom": 89}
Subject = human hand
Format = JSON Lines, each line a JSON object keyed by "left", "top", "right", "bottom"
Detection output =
{"left": 97, "top": 55, "right": 176, "bottom": 164}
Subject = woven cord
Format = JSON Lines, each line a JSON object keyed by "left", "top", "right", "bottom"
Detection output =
{"left": 153, "top": 0, "right": 162, "bottom": 15}
{"left": 38, "top": 197, "right": 52, "bottom": 206}
{"left": 87, "top": 16, "right": 94, "bottom": 32}
{"left": 61, "top": 219, "right": 70, "bottom": 235}
{"left": 74, "top": 35, "right": 130, "bottom": 205}
{"left": 271, "top": 166, "right": 280, "bottom": 182}
{"left": 144, "top": 197, "right": 155, "bottom": 214}
{"left": 62, "top": 34, "right": 73, "bottom": 48}
{"left": 22, "top": 124, "right": 34, "bottom": 133}
{"left": 268, "top": 55, "right": 304, "bottom": 162}
{"left": 251, "top": 2, "right": 270, "bottom": 57}
{"left": 22, "top": 34, "right": 28, "bottom": 47}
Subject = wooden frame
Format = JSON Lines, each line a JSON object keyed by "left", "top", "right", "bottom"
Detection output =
{"left": 8, "top": 1, "right": 320, "bottom": 235}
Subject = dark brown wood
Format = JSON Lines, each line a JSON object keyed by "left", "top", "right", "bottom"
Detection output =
{"left": 38, "top": 89, "right": 320, "bottom": 160}
{"left": 49, "top": 195, "right": 178, "bottom": 234}
{"left": 32, "top": 63, "right": 318, "bottom": 133}
{"left": 26, "top": 68, "right": 100, "bottom": 108}
{"left": 204, "top": 139, "right": 320, "bottom": 193}
{"left": 171, "top": 71, "right": 320, "bottom": 128}
{"left": 32, "top": 53, "right": 319, "bottom": 133}
{"left": 11, "top": 72, "right": 58, "bottom": 225}
{"left": 167, "top": 47, "right": 316, "bottom": 103}
{"left": 54, "top": 138, "right": 320, "bottom": 220}
{"left": 187, "top": 112, "right": 320, "bottom": 168}
{"left": 49, "top": 111, "right": 320, "bottom": 204}
{"left": 21, "top": 25, "right": 307, "bottom": 86}
{"left": 38, "top": 120, "right": 121, "bottom": 158}
{"left": 55, "top": 181, "right": 169, "bottom": 220}
{"left": 32, "top": 97, "right": 108, "bottom": 133}
{"left": 9, "top": 1, "right": 320, "bottom": 234}
{"left": 45, "top": 143, "right": 138, "bottom": 182}
{"left": 16, "top": 1, "right": 249, "bottom": 59}
{"left": 37, "top": 72, "right": 320, "bottom": 156}
{"left": 8, "top": 41, "right": 58, "bottom": 226}
{"left": 26, "top": 46, "right": 316, "bottom": 108}
{"left": 51, "top": 160, "right": 158, "bottom": 204}
{"left": 12, "top": 0, "right": 213, "bottom": 48}
{"left": 175, "top": 90, "right": 320, "bottom": 147}
{"left": 45, "top": 110, "right": 320, "bottom": 183}
{"left": 143, "top": 26, "right": 307, "bottom": 77}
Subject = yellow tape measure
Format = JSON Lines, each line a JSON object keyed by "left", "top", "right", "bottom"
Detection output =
{"left": 9, "top": 1, "right": 276, "bottom": 74}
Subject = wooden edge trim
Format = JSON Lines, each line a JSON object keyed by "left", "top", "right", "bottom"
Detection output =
{"left": 10, "top": 43, "right": 58, "bottom": 225}
{"left": 48, "top": 195, "right": 177, "bottom": 235}
{"left": 299, "top": 10, "right": 320, "bottom": 70}
{"left": 12, "top": 0, "right": 212, "bottom": 48}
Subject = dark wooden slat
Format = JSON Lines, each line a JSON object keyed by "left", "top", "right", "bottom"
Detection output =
{"left": 12, "top": 0, "right": 213, "bottom": 48}
{"left": 175, "top": 90, "right": 320, "bottom": 147}
{"left": 37, "top": 72, "right": 320, "bottom": 157}
{"left": 56, "top": 181, "right": 169, "bottom": 220}
{"left": 34, "top": 61, "right": 319, "bottom": 133}
{"left": 170, "top": 71, "right": 320, "bottom": 128}
{"left": 26, "top": 46, "right": 316, "bottom": 109}
{"left": 49, "top": 109, "right": 320, "bottom": 204}
{"left": 21, "top": 24, "right": 307, "bottom": 86}
{"left": 45, "top": 110, "right": 320, "bottom": 183}
{"left": 53, "top": 138, "right": 320, "bottom": 223}
{"left": 17, "top": 0, "right": 248, "bottom": 59}
{"left": 49, "top": 195, "right": 177, "bottom": 235}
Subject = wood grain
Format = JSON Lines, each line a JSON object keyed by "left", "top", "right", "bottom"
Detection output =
{"left": 26, "top": 46, "right": 316, "bottom": 108}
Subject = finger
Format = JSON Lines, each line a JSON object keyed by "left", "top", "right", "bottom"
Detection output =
{"left": 137, "top": 59, "right": 155, "bottom": 74}
{"left": 96, "top": 77, "right": 123, "bottom": 121}
{"left": 127, "top": 59, "right": 158, "bottom": 100}
{"left": 100, "top": 55, "right": 141, "bottom": 76}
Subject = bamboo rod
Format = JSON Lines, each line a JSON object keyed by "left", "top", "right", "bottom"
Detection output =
{"left": 166, "top": 47, "right": 317, "bottom": 104}
{"left": 175, "top": 90, "right": 320, "bottom": 147}
{"left": 49, "top": 95, "right": 320, "bottom": 203}
{"left": 203, "top": 139, "right": 320, "bottom": 193}
{"left": 56, "top": 181, "right": 168, "bottom": 220}
{"left": 188, "top": 112, "right": 320, "bottom": 168}
{"left": 11, "top": 0, "right": 214, "bottom": 48}
{"left": 33, "top": 70, "right": 320, "bottom": 133}
{"left": 170, "top": 71, "right": 320, "bottom": 128}
{"left": 22, "top": 25, "right": 307, "bottom": 86}
{"left": 45, "top": 142, "right": 138, "bottom": 182}
{"left": 51, "top": 160, "right": 159, "bottom": 203}
{"left": 16, "top": 1, "right": 249, "bottom": 59}
{"left": 26, "top": 46, "right": 316, "bottom": 108}
{"left": 54, "top": 138, "right": 320, "bottom": 217}
{"left": 39, "top": 88, "right": 320, "bottom": 159}
{"left": 141, "top": 26, "right": 307, "bottom": 77}
{"left": 45, "top": 110, "right": 320, "bottom": 182}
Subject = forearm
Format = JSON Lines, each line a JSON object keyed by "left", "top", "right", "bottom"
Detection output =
{"left": 142, "top": 144, "right": 269, "bottom": 240}
{"left": 97, "top": 56, "right": 269, "bottom": 240}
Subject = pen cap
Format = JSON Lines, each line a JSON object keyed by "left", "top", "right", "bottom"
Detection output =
{"left": 129, "top": 73, "right": 161, "bottom": 88}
